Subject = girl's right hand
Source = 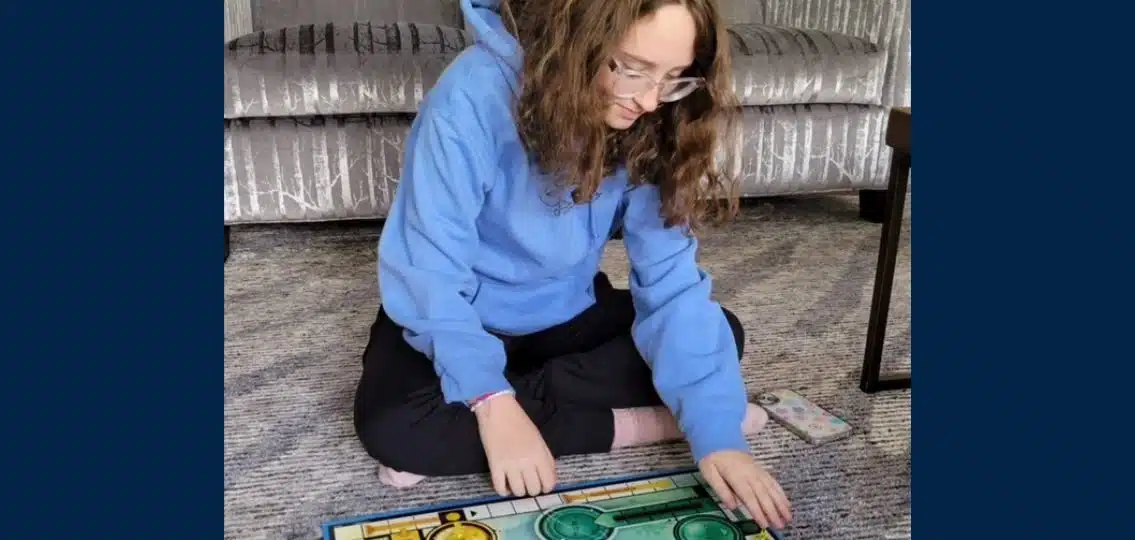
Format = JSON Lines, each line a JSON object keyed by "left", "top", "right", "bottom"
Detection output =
{"left": 474, "top": 393, "right": 557, "bottom": 496}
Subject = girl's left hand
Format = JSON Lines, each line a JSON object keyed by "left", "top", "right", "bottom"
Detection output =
{"left": 698, "top": 450, "right": 792, "bottom": 530}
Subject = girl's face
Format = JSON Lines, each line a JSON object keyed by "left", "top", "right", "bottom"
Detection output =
{"left": 596, "top": 4, "right": 701, "bottom": 130}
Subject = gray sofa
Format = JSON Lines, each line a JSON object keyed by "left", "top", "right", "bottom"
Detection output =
{"left": 224, "top": 0, "right": 910, "bottom": 254}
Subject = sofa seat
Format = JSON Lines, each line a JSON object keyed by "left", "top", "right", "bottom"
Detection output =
{"left": 223, "top": 103, "right": 885, "bottom": 223}
{"left": 727, "top": 24, "right": 887, "bottom": 107}
{"left": 225, "top": 114, "right": 413, "bottom": 223}
{"left": 225, "top": 22, "right": 471, "bottom": 118}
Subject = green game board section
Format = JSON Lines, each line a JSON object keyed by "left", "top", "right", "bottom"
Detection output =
{"left": 528, "top": 486, "right": 765, "bottom": 540}
{"left": 536, "top": 506, "right": 612, "bottom": 540}
{"left": 592, "top": 494, "right": 718, "bottom": 527}
{"left": 326, "top": 472, "right": 782, "bottom": 540}
{"left": 673, "top": 515, "right": 743, "bottom": 540}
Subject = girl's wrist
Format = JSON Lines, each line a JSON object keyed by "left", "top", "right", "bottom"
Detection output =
{"left": 468, "top": 389, "right": 516, "bottom": 413}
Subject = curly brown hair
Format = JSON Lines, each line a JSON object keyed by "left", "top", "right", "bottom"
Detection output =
{"left": 501, "top": 0, "right": 740, "bottom": 231}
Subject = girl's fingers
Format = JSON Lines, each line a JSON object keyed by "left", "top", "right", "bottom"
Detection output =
{"left": 761, "top": 476, "right": 792, "bottom": 524}
{"left": 537, "top": 460, "right": 557, "bottom": 494}
{"left": 521, "top": 466, "right": 542, "bottom": 496}
{"left": 506, "top": 469, "right": 527, "bottom": 497}
{"left": 748, "top": 476, "right": 784, "bottom": 530}
{"left": 491, "top": 465, "right": 509, "bottom": 496}
{"left": 703, "top": 464, "right": 738, "bottom": 509}
{"left": 734, "top": 478, "right": 770, "bottom": 529}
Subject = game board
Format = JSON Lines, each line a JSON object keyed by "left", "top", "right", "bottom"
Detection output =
{"left": 322, "top": 468, "right": 785, "bottom": 540}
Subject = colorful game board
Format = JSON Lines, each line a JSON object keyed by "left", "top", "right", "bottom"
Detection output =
{"left": 322, "top": 468, "right": 785, "bottom": 540}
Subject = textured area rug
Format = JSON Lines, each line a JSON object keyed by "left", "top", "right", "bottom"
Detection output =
{"left": 224, "top": 194, "right": 911, "bottom": 540}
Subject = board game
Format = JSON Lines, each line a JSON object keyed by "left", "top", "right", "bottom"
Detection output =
{"left": 322, "top": 468, "right": 785, "bottom": 540}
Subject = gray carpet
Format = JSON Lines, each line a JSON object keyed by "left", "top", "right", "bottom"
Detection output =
{"left": 224, "top": 193, "right": 911, "bottom": 540}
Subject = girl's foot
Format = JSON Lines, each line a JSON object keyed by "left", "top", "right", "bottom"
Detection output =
{"left": 611, "top": 402, "right": 768, "bottom": 449}
{"left": 377, "top": 464, "right": 427, "bottom": 487}
{"left": 741, "top": 402, "right": 769, "bottom": 434}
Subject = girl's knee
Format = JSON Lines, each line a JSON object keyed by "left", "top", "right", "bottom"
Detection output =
{"left": 354, "top": 405, "right": 416, "bottom": 465}
{"left": 354, "top": 401, "right": 480, "bottom": 476}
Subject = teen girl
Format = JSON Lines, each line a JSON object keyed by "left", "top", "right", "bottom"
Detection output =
{"left": 354, "top": 0, "right": 792, "bottom": 530}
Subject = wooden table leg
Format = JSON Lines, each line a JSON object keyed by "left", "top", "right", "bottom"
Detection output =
{"left": 860, "top": 150, "right": 912, "bottom": 393}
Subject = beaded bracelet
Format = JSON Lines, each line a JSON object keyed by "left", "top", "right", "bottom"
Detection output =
{"left": 468, "top": 389, "right": 516, "bottom": 412}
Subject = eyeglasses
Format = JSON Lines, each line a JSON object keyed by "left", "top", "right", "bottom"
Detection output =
{"left": 607, "top": 57, "right": 705, "bottom": 102}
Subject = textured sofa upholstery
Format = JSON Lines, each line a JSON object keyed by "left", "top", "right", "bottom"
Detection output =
{"left": 224, "top": 0, "right": 910, "bottom": 225}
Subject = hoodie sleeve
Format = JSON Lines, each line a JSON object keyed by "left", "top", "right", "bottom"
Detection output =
{"left": 376, "top": 107, "right": 511, "bottom": 405}
{"left": 620, "top": 185, "right": 750, "bottom": 462}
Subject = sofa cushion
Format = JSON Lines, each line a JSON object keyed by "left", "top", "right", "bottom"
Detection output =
{"left": 225, "top": 22, "right": 470, "bottom": 119}
{"left": 727, "top": 24, "right": 887, "bottom": 107}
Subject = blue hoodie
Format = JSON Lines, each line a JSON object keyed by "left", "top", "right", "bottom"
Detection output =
{"left": 377, "top": 0, "right": 749, "bottom": 461}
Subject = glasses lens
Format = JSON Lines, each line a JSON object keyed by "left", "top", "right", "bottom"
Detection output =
{"left": 612, "top": 75, "right": 654, "bottom": 99}
{"left": 659, "top": 81, "right": 699, "bottom": 102}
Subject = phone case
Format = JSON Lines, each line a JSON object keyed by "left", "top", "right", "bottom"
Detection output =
{"left": 755, "top": 389, "right": 854, "bottom": 445}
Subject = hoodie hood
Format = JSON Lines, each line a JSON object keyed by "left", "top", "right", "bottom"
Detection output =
{"left": 461, "top": 0, "right": 523, "bottom": 73}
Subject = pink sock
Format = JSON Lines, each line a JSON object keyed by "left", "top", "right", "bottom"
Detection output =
{"left": 377, "top": 464, "right": 426, "bottom": 488}
{"left": 611, "top": 407, "right": 683, "bottom": 448}
{"left": 611, "top": 403, "right": 768, "bottom": 449}
{"left": 742, "top": 402, "right": 769, "bottom": 433}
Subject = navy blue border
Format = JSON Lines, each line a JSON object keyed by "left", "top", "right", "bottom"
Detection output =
{"left": 2, "top": 0, "right": 213, "bottom": 537}
{"left": 918, "top": 0, "right": 1135, "bottom": 537}
{"left": 322, "top": 468, "right": 783, "bottom": 540}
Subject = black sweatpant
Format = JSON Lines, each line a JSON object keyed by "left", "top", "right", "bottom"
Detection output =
{"left": 352, "top": 273, "right": 745, "bottom": 477}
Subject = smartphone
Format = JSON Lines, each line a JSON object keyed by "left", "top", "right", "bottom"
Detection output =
{"left": 755, "top": 389, "right": 854, "bottom": 445}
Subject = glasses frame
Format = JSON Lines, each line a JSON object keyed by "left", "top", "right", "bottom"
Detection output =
{"left": 607, "top": 57, "right": 706, "bottom": 102}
